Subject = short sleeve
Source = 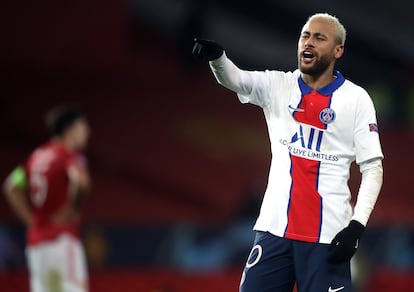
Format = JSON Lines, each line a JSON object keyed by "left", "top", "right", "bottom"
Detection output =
{"left": 354, "top": 90, "right": 384, "bottom": 164}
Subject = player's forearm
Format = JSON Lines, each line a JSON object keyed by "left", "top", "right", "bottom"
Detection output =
{"left": 352, "top": 158, "right": 383, "bottom": 226}
{"left": 3, "top": 186, "right": 32, "bottom": 226}
{"left": 209, "top": 52, "right": 253, "bottom": 96}
{"left": 53, "top": 181, "right": 89, "bottom": 225}
{"left": 3, "top": 168, "right": 32, "bottom": 225}
{"left": 68, "top": 167, "right": 90, "bottom": 209}
{"left": 71, "top": 187, "right": 89, "bottom": 209}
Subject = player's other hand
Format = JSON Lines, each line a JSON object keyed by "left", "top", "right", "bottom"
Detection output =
{"left": 328, "top": 220, "right": 365, "bottom": 264}
{"left": 192, "top": 38, "right": 224, "bottom": 61}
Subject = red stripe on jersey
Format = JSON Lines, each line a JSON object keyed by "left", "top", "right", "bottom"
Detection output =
{"left": 293, "top": 91, "right": 331, "bottom": 130}
{"left": 285, "top": 155, "right": 322, "bottom": 243}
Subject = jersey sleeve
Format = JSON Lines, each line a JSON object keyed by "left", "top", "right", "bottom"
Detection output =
{"left": 209, "top": 53, "right": 290, "bottom": 110}
{"left": 237, "top": 70, "right": 294, "bottom": 111}
{"left": 353, "top": 90, "right": 384, "bottom": 164}
{"left": 8, "top": 165, "right": 28, "bottom": 190}
{"left": 236, "top": 70, "right": 272, "bottom": 108}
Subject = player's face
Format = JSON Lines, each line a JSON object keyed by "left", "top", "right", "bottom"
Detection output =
{"left": 68, "top": 118, "right": 90, "bottom": 150}
{"left": 297, "top": 18, "right": 344, "bottom": 76}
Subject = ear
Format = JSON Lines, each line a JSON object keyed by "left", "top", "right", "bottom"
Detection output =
{"left": 334, "top": 44, "right": 344, "bottom": 59}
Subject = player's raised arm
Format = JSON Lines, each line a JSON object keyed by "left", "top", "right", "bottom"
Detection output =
{"left": 192, "top": 38, "right": 254, "bottom": 96}
{"left": 3, "top": 166, "right": 33, "bottom": 226}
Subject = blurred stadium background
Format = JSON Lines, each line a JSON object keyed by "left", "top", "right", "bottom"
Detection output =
{"left": 1, "top": 0, "right": 414, "bottom": 291}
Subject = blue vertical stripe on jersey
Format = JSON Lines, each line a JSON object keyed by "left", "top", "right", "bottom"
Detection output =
{"left": 308, "top": 128, "right": 315, "bottom": 150}
{"left": 299, "top": 125, "right": 305, "bottom": 148}
{"left": 315, "top": 161, "right": 323, "bottom": 241}
{"left": 316, "top": 131, "right": 324, "bottom": 152}
{"left": 284, "top": 155, "right": 294, "bottom": 235}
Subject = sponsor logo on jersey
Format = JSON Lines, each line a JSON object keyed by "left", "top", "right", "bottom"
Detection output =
{"left": 279, "top": 125, "right": 339, "bottom": 162}
{"left": 279, "top": 142, "right": 339, "bottom": 162}
{"left": 288, "top": 104, "right": 305, "bottom": 113}
{"left": 319, "top": 108, "right": 336, "bottom": 124}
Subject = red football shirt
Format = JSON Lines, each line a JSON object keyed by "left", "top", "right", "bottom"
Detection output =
{"left": 25, "top": 141, "right": 86, "bottom": 245}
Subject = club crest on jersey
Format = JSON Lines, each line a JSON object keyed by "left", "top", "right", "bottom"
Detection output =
{"left": 319, "top": 108, "right": 336, "bottom": 124}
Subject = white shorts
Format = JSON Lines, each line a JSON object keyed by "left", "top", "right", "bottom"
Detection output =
{"left": 26, "top": 233, "right": 88, "bottom": 292}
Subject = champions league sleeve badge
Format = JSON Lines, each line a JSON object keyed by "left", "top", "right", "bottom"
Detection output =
{"left": 319, "top": 108, "right": 336, "bottom": 124}
{"left": 369, "top": 123, "right": 378, "bottom": 132}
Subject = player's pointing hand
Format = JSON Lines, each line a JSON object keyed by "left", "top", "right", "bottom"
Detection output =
{"left": 192, "top": 38, "right": 224, "bottom": 61}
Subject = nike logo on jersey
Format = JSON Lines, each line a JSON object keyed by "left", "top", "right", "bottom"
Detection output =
{"left": 328, "top": 286, "right": 345, "bottom": 292}
{"left": 288, "top": 105, "right": 305, "bottom": 112}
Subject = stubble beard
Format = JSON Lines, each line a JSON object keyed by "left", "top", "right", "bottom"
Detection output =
{"left": 298, "top": 54, "right": 332, "bottom": 76}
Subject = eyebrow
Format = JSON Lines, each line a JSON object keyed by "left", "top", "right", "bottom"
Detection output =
{"left": 301, "top": 31, "right": 328, "bottom": 39}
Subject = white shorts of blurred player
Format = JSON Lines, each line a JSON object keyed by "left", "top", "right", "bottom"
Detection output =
{"left": 26, "top": 233, "right": 88, "bottom": 292}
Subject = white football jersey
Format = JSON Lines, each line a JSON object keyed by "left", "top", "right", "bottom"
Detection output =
{"left": 237, "top": 69, "right": 383, "bottom": 244}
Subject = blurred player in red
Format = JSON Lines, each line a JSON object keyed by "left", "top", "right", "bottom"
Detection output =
{"left": 3, "top": 106, "right": 91, "bottom": 292}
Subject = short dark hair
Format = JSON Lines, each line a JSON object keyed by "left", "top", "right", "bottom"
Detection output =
{"left": 46, "top": 105, "right": 84, "bottom": 137}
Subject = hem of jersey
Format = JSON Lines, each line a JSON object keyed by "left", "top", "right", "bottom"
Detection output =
{"left": 284, "top": 231, "right": 319, "bottom": 243}
{"left": 27, "top": 230, "right": 79, "bottom": 246}
{"left": 253, "top": 228, "right": 283, "bottom": 239}
{"left": 236, "top": 92, "right": 251, "bottom": 104}
{"left": 253, "top": 228, "right": 333, "bottom": 244}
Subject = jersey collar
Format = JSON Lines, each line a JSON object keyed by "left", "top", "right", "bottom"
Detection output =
{"left": 298, "top": 71, "right": 345, "bottom": 96}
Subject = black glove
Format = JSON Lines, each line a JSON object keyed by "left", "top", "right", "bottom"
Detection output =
{"left": 328, "top": 220, "right": 365, "bottom": 264}
{"left": 192, "top": 38, "right": 224, "bottom": 61}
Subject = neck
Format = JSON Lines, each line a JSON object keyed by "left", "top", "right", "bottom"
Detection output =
{"left": 301, "top": 67, "right": 336, "bottom": 91}
{"left": 52, "top": 136, "right": 77, "bottom": 151}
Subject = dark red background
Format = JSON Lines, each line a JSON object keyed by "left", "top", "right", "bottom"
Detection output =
{"left": 1, "top": 0, "right": 413, "bottom": 291}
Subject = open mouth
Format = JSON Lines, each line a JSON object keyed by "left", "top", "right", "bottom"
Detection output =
{"left": 302, "top": 51, "right": 315, "bottom": 63}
